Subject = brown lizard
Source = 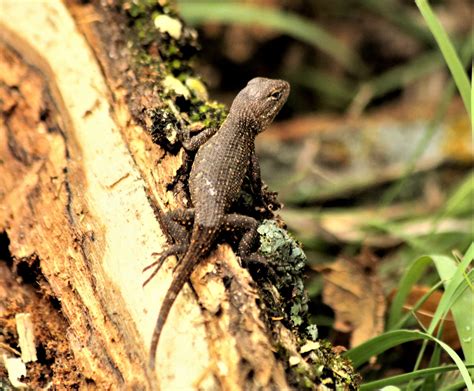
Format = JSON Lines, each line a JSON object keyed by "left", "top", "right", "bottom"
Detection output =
{"left": 144, "top": 77, "right": 290, "bottom": 369}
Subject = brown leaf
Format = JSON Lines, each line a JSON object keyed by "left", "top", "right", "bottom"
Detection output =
{"left": 314, "top": 251, "right": 386, "bottom": 347}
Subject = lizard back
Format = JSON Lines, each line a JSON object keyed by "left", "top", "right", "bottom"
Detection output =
{"left": 189, "top": 117, "right": 254, "bottom": 228}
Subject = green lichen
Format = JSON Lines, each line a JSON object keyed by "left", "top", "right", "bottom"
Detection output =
{"left": 257, "top": 219, "right": 310, "bottom": 330}
{"left": 257, "top": 221, "right": 360, "bottom": 389}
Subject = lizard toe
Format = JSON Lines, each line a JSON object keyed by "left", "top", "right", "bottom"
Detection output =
{"left": 142, "top": 244, "right": 187, "bottom": 286}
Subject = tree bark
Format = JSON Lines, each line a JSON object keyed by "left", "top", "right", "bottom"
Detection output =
{"left": 0, "top": 1, "right": 289, "bottom": 389}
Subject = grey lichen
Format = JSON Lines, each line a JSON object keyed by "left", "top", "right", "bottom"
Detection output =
{"left": 257, "top": 219, "right": 311, "bottom": 332}
{"left": 256, "top": 220, "right": 360, "bottom": 389}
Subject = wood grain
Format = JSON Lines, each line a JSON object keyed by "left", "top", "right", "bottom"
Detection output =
{"left": 0, "top": 1, "right": 289, "bottom": 389}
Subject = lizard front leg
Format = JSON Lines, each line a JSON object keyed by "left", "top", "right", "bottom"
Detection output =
{"left": 181, "top": 127, "right": 218, "bottom": 151}
{"left": 248, "top": 149, "right": 281, "bottom": 212}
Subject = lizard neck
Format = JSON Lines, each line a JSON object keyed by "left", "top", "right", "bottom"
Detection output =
{"left": 226, "top": 106, "right": 260, "bottom": 138}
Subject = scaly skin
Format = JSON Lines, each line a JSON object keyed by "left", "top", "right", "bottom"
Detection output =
{"left": 147, "top": 77, "right": 290, "bottom": 369}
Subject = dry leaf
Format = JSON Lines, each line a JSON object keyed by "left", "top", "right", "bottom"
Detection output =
{"left": 314, "top": 250, "right": 386, "bottom": 347}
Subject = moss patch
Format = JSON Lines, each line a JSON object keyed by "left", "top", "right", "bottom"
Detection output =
{"left": 120, "top": 0, "right": 228, "bottom": 149}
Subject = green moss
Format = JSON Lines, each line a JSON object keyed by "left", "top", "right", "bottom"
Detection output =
{"left": 188, "top": 99, "right": 228, "bottom": 129}
{"left": 118, "top": 1, "right": 228, "bottom": 149}
{"left": 121, "top": 0, "right": 199, "bottom": 76}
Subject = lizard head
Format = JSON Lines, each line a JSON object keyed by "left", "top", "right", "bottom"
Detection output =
{"left": 231, "top": 77, "right": 290, "bottom": 133}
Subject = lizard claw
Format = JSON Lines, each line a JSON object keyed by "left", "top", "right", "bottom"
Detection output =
{"left": 142, "top": 252, "right": 165, "bottom": 272}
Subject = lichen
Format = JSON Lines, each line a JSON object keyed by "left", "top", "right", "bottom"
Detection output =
{"left": 257, "top": 219, "right": 310, "bottom": 330}
{"left": 256, "top": 220, "right": 361, "bottom": 389}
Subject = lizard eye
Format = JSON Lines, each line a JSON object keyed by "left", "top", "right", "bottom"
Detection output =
{"left": 270, "top": 90, "right": 282, "bottom": 100}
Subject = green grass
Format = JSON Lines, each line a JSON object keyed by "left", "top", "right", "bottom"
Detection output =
{"left": 359, "top": 365, "right": 474, "bottom": 391}
{"left": 415, "top": 0, "right": 471, "bottom": 118}
{"left": 177, "top": 1, "right": 366, "bottom": 74}
{"left": 346, "top": 246, "right": 474, "bottom": 390}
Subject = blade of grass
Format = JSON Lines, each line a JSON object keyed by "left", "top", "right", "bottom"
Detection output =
{"left": 385, "top": 247, "right": 474, "bottom": 389}
{"left": 387, "top": 255, "right": 433, "bottom": 329}
{"left": 345, "top": 329, "right": 472, "bottom": 389}
{"left": 433, "top": 258, "right": 474, "bottom": 365}
{"left": 409, "top": 246, "right": 474, "bottom": 388}
{"left": 380, "top": 35, "right": 473, "bottom": 207}
{"left": 177, "top": 1, "right": 367, "bottom": 75}
{"left": 360, "top": 364, "right": 474, "bottom": 391}
{"left": 422, "top": 324, "right": 444, "bottom": 391}
{"left": 391, "top": 280, "right": 444, "bottom": 330}
{"left": 425, "top": 245, "right": 473, "bottom": 336}
{"left": 415, "top": 0, "right": 471, "bottom": 117}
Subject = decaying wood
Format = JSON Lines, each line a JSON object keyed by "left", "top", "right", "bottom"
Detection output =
{"left": 0, "top": 1, "right": 289, "bottom": 389}
{"left": 15, "top": 313, "right": 37, "bottom": 363}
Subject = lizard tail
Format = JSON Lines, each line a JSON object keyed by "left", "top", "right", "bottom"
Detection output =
{"left": 149, "top": 226, "right": 217, "bottom": 369}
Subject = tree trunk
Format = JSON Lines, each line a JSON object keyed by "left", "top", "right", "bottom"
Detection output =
{"left": 0, "top": 1, "right": 289, "bottom": 389}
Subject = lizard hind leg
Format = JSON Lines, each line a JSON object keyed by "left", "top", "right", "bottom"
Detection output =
{"left": 143, "top": 209, "right": 194, "bottom": 287}
{"left": 162, "top": 208, "right": 195, "bottom": 244}
{"left": 224, "top": 213, "right": 260, "bottom": 256}
{"left": 143, "top": 244, "right": 187, "bottom": 287}
{"left": 224, "top": 213, "right": 276, "bottom": 278}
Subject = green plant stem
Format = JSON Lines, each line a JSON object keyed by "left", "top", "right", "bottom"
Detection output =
{"left": 380, "top": 36, "right": 473, "bottom": 207}
{"left": 360, "top": 364, "right": 474, "bottom": 391}
{"left": 416, "top": 0, "right": 472, "bottom": 117}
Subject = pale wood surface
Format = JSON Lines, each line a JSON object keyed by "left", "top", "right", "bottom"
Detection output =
{"left": 0, "top": 1, "right": 289, "bottom": 389}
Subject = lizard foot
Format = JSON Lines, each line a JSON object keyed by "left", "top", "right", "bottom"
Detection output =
{"left": 242, "top": 252, "right": 277, "bottom": 281}
{"left": 143, "top": 244, "right": 187, "bottom": 287}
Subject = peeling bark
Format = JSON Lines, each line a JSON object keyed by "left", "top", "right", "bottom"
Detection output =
{"left": 0, "top": 1, "right": 289, "bottom": 389}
